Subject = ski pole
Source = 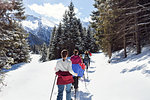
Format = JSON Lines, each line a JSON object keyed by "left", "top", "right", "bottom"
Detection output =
{"left": 75, "top": 89, "right": 77, "bottom": 100}
{"left": 50, "top": 75, "right": 57, "bottom": 100}
{"left": 86, "top": 66, "right": 89, "bottom": 79}
{"left": 83, "top": 74, "right": 87, "bottom": 89}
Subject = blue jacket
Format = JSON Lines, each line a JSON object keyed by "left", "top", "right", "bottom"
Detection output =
{"left": 72, "top": 64, "right": 84, "bottom": 77}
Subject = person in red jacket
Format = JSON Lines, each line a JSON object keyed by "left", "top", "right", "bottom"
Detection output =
{"left": 71, "top": 49, "right": 84, "bottom": 91}
{"left": 79, "top": 54, "right": 86, "bottom": 70}
{"left": 55, "top": 49, "right": 77, "bottom": 100}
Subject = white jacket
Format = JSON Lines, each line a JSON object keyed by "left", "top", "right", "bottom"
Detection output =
{"left": 55, "top": 59, "right": 76, "bottom": 76}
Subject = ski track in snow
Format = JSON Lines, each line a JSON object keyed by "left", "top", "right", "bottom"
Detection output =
{"left": 1, "top": 51, "right": 150, "bottom": 100}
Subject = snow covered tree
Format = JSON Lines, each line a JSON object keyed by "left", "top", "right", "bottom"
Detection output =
{"left": 0, "top": 0, "right": 30, "bottom": 68}
{"left": 0, "top": 0, "right": 30, "bottom": 90}
{"left": 49, "top": 26, "right": 57, "bottom": 60}
{"left": 90, "top": 0, "right": 101, "bottom": 29}
{"left": 31, "top": 45, "right": 40, "bottom": 54}
{"left": 48, "top": 2, "right": 98, "bottom": 60}
{"left": 8, "top": 0, "right": 30, "bottom": 63}
{"left": 40, "top": 43, "right": 48, "bottom": 62}
{"left": 91, "top": 0, "right": 150, "bottom": 58}
{"left": 55, "top": 23, "right": 63, "bottom": 58}
{"left": 78, "top": 20, "right": 86, "bottom": 53}
{"left": 81, "top": 27, "right": 87, "bottom": 53}
{"left": 91, "top": 0, "right": 116, "bottom": 59}
{"left": 85, "top": 26, "right": 98, "bottom": 53}
{"left": 62, "top": 2, "right": 82, "bottom": 56}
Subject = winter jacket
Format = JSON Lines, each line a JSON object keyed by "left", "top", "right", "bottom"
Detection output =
{"left": 55, "top": 59, "right": 77, "bottom": 85}
{"left": 79, "top": 63, "right": 86, "bottom": 70}
{"left": 71, "top": 55, "right": 82, "bottom": 64}
{"left": 71, "top": 55, "right": 84, "bottom": 77}
{"left": 89, "top": 51, "right": 92, "bottom": 56}
{"left": 55, "top": 59, "right": 76, "bottom": 76}
{"left": 56, "top": 71, "right": 74, "bottom": 85}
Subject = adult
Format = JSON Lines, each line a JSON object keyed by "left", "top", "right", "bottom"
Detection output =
{"left": 83, "top": 50, "right": 91, "bottom": 71}
{"left": 55, "top": 49, "right": 77, "bottom": 100}
{"left": 71, "top": 49, "right": 84, "bottom": 90}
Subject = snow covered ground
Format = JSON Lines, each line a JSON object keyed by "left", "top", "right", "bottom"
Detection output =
{"left": 1, "top": 47, "right": 150, "bottom": 100}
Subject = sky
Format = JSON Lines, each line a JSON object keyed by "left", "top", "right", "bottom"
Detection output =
{"left": 23, "top": 0, "right": 95, "bottom": 24}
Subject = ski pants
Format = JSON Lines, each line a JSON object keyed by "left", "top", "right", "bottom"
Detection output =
{"left": 84, "top": 59, "right": 90, "bottom": 70}
{"left": 72, "top": 76, "right": 79, "bottom": 89}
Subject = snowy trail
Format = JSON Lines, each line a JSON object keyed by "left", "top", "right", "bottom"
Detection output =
{"left": 88, "top": 53, "right": 150, "bottom": 100}
{"left": 1, "top": 53, "right": 150, "bottom": 100}
{"left": 0, "top": 55, "right": 57, "bottom": 100}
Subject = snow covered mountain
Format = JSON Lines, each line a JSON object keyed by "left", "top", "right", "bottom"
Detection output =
{"left": 22, "top": 15, "right": 55, "bottom": 45}
{"left": 22, "top": 15, "right": 90, "bottom": 46}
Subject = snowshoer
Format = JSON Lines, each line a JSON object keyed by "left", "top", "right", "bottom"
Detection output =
{"left": 71, "top": 49, "right": 84, "bottom": 91}
{"left": 79, "top": 54, "right": 86, "bottom": 70}
{"left": 55, "top": 49, "right": 78, "bottom": 100}
{"left": 83, "top": 50, "right": 91, "bottom": 71}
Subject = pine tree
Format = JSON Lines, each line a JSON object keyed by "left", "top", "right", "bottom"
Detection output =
{"left": 77, "top": 19, "right": 86, "bottom": 53}
{"left": 90, "top": 0, "right": 101, "bottom": 29}
{"left": 91, "top": 0, "right": 150, "bottom": 59}
{"left": 55, "top": 23, "right": 63, "bottom": 58}
{"left": 91, "top": 0, "right": 116, "bottom": 58}
{"left": 49, "top": 26, "right": 57, "bottom": 60}
{"left": 85, "top": 26, "right": 98, "bottom": 53}
{"left": 49, "top": 23, "right": 63, "bottom": 60}
{"left": 0, "top": 0, "right": 29, "bottom": 89}
{"left": 81, "top": 27, "right": 87, "bottom": 52}
{"left": 40, "top": 43, "right": 47, "bottom": 62}
{"left": 31, "top": 45, "right": 40, "bottom": 54}
{"left": 13, "top": 0, "right": 26, "bottom": 22}
{"left": 48, "top": 2, "right": 98, "bottom": 60}
{"left": 0, "top": 0, "right": 30, "bottom": 68}
{"left": 9, "top": 0, "right": 30, "bottom": 63}
{"left": 62, "top": 2, "right": 81, "bottom": 56}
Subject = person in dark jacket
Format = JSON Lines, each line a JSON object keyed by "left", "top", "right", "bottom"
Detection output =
{"left": 84, "top": 50, "right": 91, "bottom": 72}
{"left": 70, "top": 49, "right": 84, "bottom": 91}
{"left": 55, "top": 49, "right": 77, "bottom": 100}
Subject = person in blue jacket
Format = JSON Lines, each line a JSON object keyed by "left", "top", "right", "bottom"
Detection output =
{"left": 70, "top": 49, "right": 84, "bottom": 90}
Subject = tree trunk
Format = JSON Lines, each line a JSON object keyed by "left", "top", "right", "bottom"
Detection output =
{"left": 108, "top": 42, "right": 112, "bottom": 59}
{"left": 134, "top": 0, "right": 141, "bottom": 54}
{"left": 123, "top": 34, "right": 127, "bottom": 58}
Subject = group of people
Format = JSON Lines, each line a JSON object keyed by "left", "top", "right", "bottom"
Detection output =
{"left": 55, "top": 49, "right": 91, "bottom": 100}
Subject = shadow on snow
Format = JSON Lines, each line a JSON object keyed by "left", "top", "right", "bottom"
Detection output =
{"left": 89, "top": 66, "right": 96, "bottom": 69}
{"left": 71, "top": 90, "right": 93, "bottom": 100}
{"left": 120, "top": 64, "right": 146, "bottom": 73}
{"left": 2, "top": 63, "right": 27, "bottom": 73}
{"left": 110, "top": 49, "right": 150, "bottom": 64}
{"left": 88, "top": 70, "right": 96, "bottom": 73}
{"left": 78, "top": 91, "right": 93, "bottom": 100}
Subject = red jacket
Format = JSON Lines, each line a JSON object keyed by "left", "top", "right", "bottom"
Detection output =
{"left": 71, "top": 55, "right": 82, "bottom": 64}
{"left": 56, "top": 71, "right": 74, "bottom": 85}
{"left": 79, "top": 63, "right": 86, "bottom": 70}
{"left": 89, "top": 51, "right": 92, "bottom": 56}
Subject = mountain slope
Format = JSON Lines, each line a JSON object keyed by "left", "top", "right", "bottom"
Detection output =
{"left": 22, "top": 15, "right": 90, "bottom": 45}
{"left": 27, "top": 33, "right": 45, "bottom": 45}
{"left": 22, "top": 15, "right": 54, "bottom": 45}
